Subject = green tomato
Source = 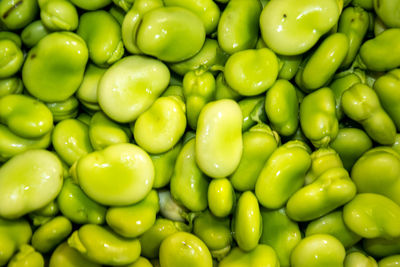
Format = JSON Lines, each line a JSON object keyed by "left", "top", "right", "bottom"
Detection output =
{"left": 49, "top": 242, "right": 101, "bottom": 267}
{"left": 219, "top": 244, "right": 280, "bottom": 267}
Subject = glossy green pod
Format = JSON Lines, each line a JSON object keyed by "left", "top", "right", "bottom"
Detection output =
{"left": 215, "top": 72, "right": 242, "bottom": 101}
{"left": 49, "top": 242, "right": 101, "bottom": 267}
{"left": 219, "top": 244, "right": 280, "bottom": 267}
{"left": 343, "top": 193, "right": 400, "bottom": 239}
{"left": 352, "top": 0, "right": 374, "bottom": 10}
{"left": 75, "top": 143, "right": 154, "bottom": 206}
{"left": 344, "top": 252, "right": 377, "bottom": 267}
{"left": 70, "top": 0, "right": 112, "bottom": 10}
{"left": 57, "top": 178, "right": 106, "bottom": 225}
{"left": 217, "top": 0, "right": 261, "bottom": 54}
{"left": 260, "top": 208, "right": 301, "bottom": 267}
{"left": 394, "top": 134, "right": 400, "bottom": 155}
{"left": 287, "top": 167, "right": 356, "bottom": 222}
{"left": 0, "top": 76, "right": 23, "bottom": 97}
{"left": 0, "top": 150, "right": 63, "bottom": 219}
{"left": 68, "top": 224, "right": 141, "bottom": 266}
{"left": 8, "top": 245, "right": 44, "bottom": 267}
{"left": 230, "top": 124, "right": 278, "bottom": 191}
{"left": 75, "top": 63, "right": 106, "bottom": 110}
{"left": 238, "top": 96, "right": 265, "bottom": 131}
{"left": 150, "top": 142, "right": 182, "bottom": 188}
{"left": 0, "top": 0, "right": 38, "bottom": 30}
{"left": 170, "top": 138, "right": 209, "bottom": 212}
{"left": 0, "top": 31, "right": 21, "bottom": 47}
{"left": 208, "top": 178, "right": 235, "bottom": 218}
{"left": 106, "top": 190, "right": 159, "bottom": 238}
{"left": 234, "top": 191, "right": 262, "bottom": 252}
{"left": 46, "top": 96, "right": 80, "bottom": 122}
{"left": 159, "top": 232, "right": 212, "bottom": 267}
{"left": 21, "top": 20, "right": 51, "bottom": 48}
{"left": 300, "top": 87, "right": 339, "bottom": 147}
{"left": 306, "top": 210, "right": 361, "bottom": 248}
{"left": 265, "top": 79, "right": 299, "bottom": 136}
{"left": 40, "top": 0, "right": 78, "bottom": 31}
{"left": 22, "top": 32, "right": 88, "bottom": 102}
{"left": 77, "top": 10, "right": 124, "bottom": 67}
{"left": 364, "top": 237, "right": 400, "bottom": 258}
{"left": 373, "top": 0, "right": 400, "bottom": 28}
{"left": 290, "top": 234, "right": 346, "bottom": 267}
{"left": 255, "top": 140, "right": 311, "bottom": 209}
{"left": 0, "top": 39, "right": 24, "bottom": 78}
{"left": 342, "top": 83, "right": 396, "bottom": 145}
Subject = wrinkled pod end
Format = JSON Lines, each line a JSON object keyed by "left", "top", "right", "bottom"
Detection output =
{"left": 67, "top": 230, "right": 87, "bottom": 254}
{"left": 211, "top": 245, "right": 231, "bottom": 262}
{"left": 106, "top": 41, "right": 125, "bottom": 66}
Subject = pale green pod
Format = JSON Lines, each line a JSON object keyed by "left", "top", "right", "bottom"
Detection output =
{"left": 8, "top": 245, "right": 44, "bottom": 267}
{"left": 0, "top": 39, "right": 24, "bottom": 79}
{"left": 0, "top": 0, "right": 38, "bottom": 30}
{"left": 344, "top": 252, "right": 378, "bottom": 267}
{"left": 21, "top": 20, "right": 51, "bottom": 48}
{"left": 0, "top": 76, "right": 23, "bottom": 97}
{"left": 0, "top": 31, "right": 21, "bottom": 47}
{"left": 379, "top": 255, "right": 400, "bottom": 267}
{"left": 208, "top": 178, "right": 235, "bottom": 218}
{"left": 45, "top": 96, "right": 80, "bottom": 122}
{"left": 40, "top": 0, "right": 79, "bottom": 31}
{"left": 68, "top": 224, "right": 141, "bottom": 266}
{"left": 219, "top": 244, "right": 280, "bottom": 267}
{"left": 76, "top": 63, "right": 106, "bottom": 110}
{"left": 70, "top": 0, "right": 112, "bottom": 10}
{"left": 364, "top": 237, "right": 400, "bottom": 258}
{"left": 52, "top": 119, "right": 93, "bottom": 166}
{"left": 196, "top": 99, "right": 243, "bottom": 178}
{"left": 151, "top": 141, "right": 182, "bottom": 188}
{"left": 49, "top": 242, "right": 101, "bottom": 267}
{"left": 0, "top": 150, "right": 63, "bottom": 219}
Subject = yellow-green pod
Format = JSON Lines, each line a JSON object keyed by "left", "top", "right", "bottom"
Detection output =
{"left": 291, "top": 234, "right": 346, "bottom": 267}
{"left": 215, "top": 72, "right": 242, "bottom": 101}
{"left": 68, "top": 224, "right": 141, "bottom": 266}
{"left": 300, "top": 87, "right": 339, "bottom": 148}
{"left": 208, "top": 178, "right": 235, "bottom": 218}
{"left": 196, "top": 99, "right": 243, "bottom": 178}
{"left": 45, "top": 96, "right": 80, "bottom": 122}
{"left": 0, "top": 150, "right": 63, "bottom": 219}
{"left": 364, "top": 237, "right": 400, "bottom": 258}
{"left": 233, "top": 191, "right": 262, "bottom": 252}
{"left": 21, "top": 20, "right": 50, "bottom": 48}
{"left": 106, "top": 190, "right": 159, "bottom": 238}
{"left": 287, "top": 167, "right": 356, "bottom": 222}
{"left": 49, "top": 242, "right": 101, "bottom": 267}
{"left": 0, "top": 31, "right": 21, "bottom": 47}
{"left": 217, "top": 0, "right": 261, "bottom": 54}
{"left": 393, "top": 134, "right": 400, "bottom": 155}
{"left": 238, "top": 96, "right": 266, "bottom": 132}
{"left": 265, "top": 79, "right": 299, "bottom": 136}
{"left": 40, "top": 0, "right": 78, "bottom": 31}
{"left": 374, "top": 16, "right": 387, "bottom": 37}
{"left": 373, "top": 0, "right": 400, "bottom": 28}
{"left": 0, "top": 39, "right": 24, "bottom": 79}
{"left": 117, "top": 257, "right": 153, "bottom": 267}
{"left": 343, "top": 193, "right": 400, "bottom": 239}
{"left": 297, "top": 33, "right": 349, "bottom": 91}
{"left": 255, "top": 140, "right": 311, "bottom": 209}
{"left": 378, "top": 255, "right": 400, "bottom": 267}
{"left": 52, "top": 119, "right": 93, "bottom": 166}
{"left": 0, "top": 0, "right": 38, "bottom": 30}
{"left": 0, "top": 76, "right": 23, "bottom": 97}
{"left": 219, "top": 244, "right": 280, "bottom": 267}
{"left": 8, "top": 245, "right": 44, "bottom": 267}
{"left": 344, "top": 252, "right": 377, "bottom": 267}
{"left": 76, "top": 63, "right": 106, "bottom": 110}
{"left": 230, "top": 123, "right": 278, "bottom": 191}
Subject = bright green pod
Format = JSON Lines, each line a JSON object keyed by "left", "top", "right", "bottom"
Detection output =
{"left": 342, "top": 83, "right": 396, "bottom": 145}
{"left": 329, "top": 73, "right": 362, "bottom": 120}
{"left": 40, "top": 0, "right": 78, "bottom": 31}
{"left": 57, "top": 178, "right": 107, "bottom": 225}
{"left": 291, "top": 234, "right": 346, "bottom": 267}
{"left": 215, "top": 72, "right": 242, "bottom": 101}
{"left": 8, "top": 245, "right": 44, "bottom": 267}
{"left": 306, "top": 210, "right": 361, "bottom": 248}
{"left": 77, "top": 11, "right": 124, "bottom": 67}
{"left": 0, "top": 76, "right": 23, "bottom": 97}
{"left": 297, "top": 33, "right": 349, "bottom": 91}
{"left": 52, "top": 119, "right": 93, "bottom": 166}
{"left": 140, "top": 218, "right": 189, "bottom": 259}
{"left": 21, "top": 20, "right": 50, "bottom": 48}
{"left": 364, "top": 237, "right": 400, "bottom": 258}
{"left": 378, "top": 255, "right": 400, "bottom": 267}
{"left": 76, "top": 63, "right": 106, "bottom": 110}
{"left": 193, "top": 210, "right": 232, "bottom": 260}
{"left": 0, "top": 94, "right": 53, "bottom": 139}
{"left": 219, "top": 244, "right": 280, "bottom": 267}
{"left": 108, "top": 4, "right": 125, "bottom": 25}
{"left": 183, "top": 70, "right": 216, "bottom": 130}
{"left": 255, "top": 140, "right": 311, "bottom": 209}
{"left": 224, "top": 48, "right": 279, "bottom": 96}
{"left": 265, "top": 79, "right": 299, "bottom": 136}
{"left": 22, "top": 32, "right": 88, "bottom": 102}
{"left": 234, "top": 191, "right": 262, "bottom": 252}
{"left": 76, "top": 112, "right": 92, "bottom": 126}
{"left": 159, "top": 232, "right": 212, "bottom": 267}
{"left": 0, "top": 39, "right": 23, "bottom": 79}
{"left": 164, "top": 0, "right": 220, "bottom": 34}
{"left": 300, "top": 87, "right": 339, "bottom": 147}
{"left": 0, "top": 31, "right": 21, "bottom": 47}
{"left": 158, "top": 190, "right": 188, "bottom": 222}
{"left": 238, "top": 96, "right": 267, "bottom": 132}
{"left": 98, "top": 55, "right": 170, "bottom": 123}
{"left": 260, "top": 208, "right": 301, "bottom": 267}
{"left": 33, "top": 200, "right": 59, "bottom": 217}
{"left": 170, "top": 138, "right": 209, "bottom": 212}
{"left": 137, "top": 6, "right": 205, "bottom": 62}
{"left": 68, "top": 224, "right": 141, "bottom": 266}
{"left": 46, "top": 96, "right": 80, "bottom": 122}
{"left": 0, "top": 150, "right": 63, "bottom": 219}
{"left": 49, "top": 242, "right": 101, "bottom": 267}
{"left": 394, "top": 134, "right": 400, "bottom": 155}
{"left": 218, "top": 0, "right": 261, "bottom": 54}
{"left": 338, "top": 7, "right": 369, "bottom": 68}
{"left": 0, "top": 0, "right": 38, "bottom": 30}
{"left": 169, "top": 39, "right": 229, "bottom": 76}
{"left": 106, "top": 190, "right": 159, "bottom": 238}
{"left": 344, "top": 252, "right": 377, "bottom": 267}
{"left": 230, "top": 123, "right": 278, "bottom": 191}
{"left": 133, "top": 96, "right": 186, "bottom": 154}
{"left": 0, "top": 218, "right": 32, "bottom": 266}
{"left": 304, "top": 147, "right": 343, "bottom": 185}
{"left": 373, "top": 0, "right": 400, "bottom": 28}
{"left": 374, "top": 16, "right": 387, "bottom": 36}
{"left": 343, "top": 193, "right": 400, "bottom": 239}
{"left": 260, "top": 0, "right": 342, "bottom": 56}
{"left": 352, "top": 0, "right": 374, "bottom": 9}
{"left": 112, "top": 0, "right": 135, "bottom": 11}
{"left": 31, "top": 216, "right": 72, "bottom": 253}
{"left": 374, "top": 69, "right": 400, "bottom": 130}
{"left": 150, "top": 142, "right": 182, "bottom": 188}
{"left": 75, "top": 143, "right": 154, "bottom": 206}
{"left": 119, "top": 257, "right": 153, "bottom": 267}
{"left": 89, "top": 111, "right": 130, "bottom": 151}
{"left": 351, "top": 147, "right": 400, "bottom": 205}
{"left": 287, "top": 167, "right": 356, "bottom": 222}
{"left": 70, "top": 0, "right": 112, "bottom": 10}
{"left": 357, "top": 28, "right": 400, "bottom": 71}
{"left": 275, "top": 54, "right": 303, "bottom": 80}
{"left": 196, "top": 99, "right": 243, "bottom": 178}
{"left": 208, "top": 178, "right": 235, "bottom": 218}
{"left": 330, "top": 127, "right": 373, "bottom": 171}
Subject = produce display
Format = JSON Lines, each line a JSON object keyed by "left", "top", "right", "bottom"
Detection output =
{"left": 1, "top": 0, "right": 400, "bottom": 266}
